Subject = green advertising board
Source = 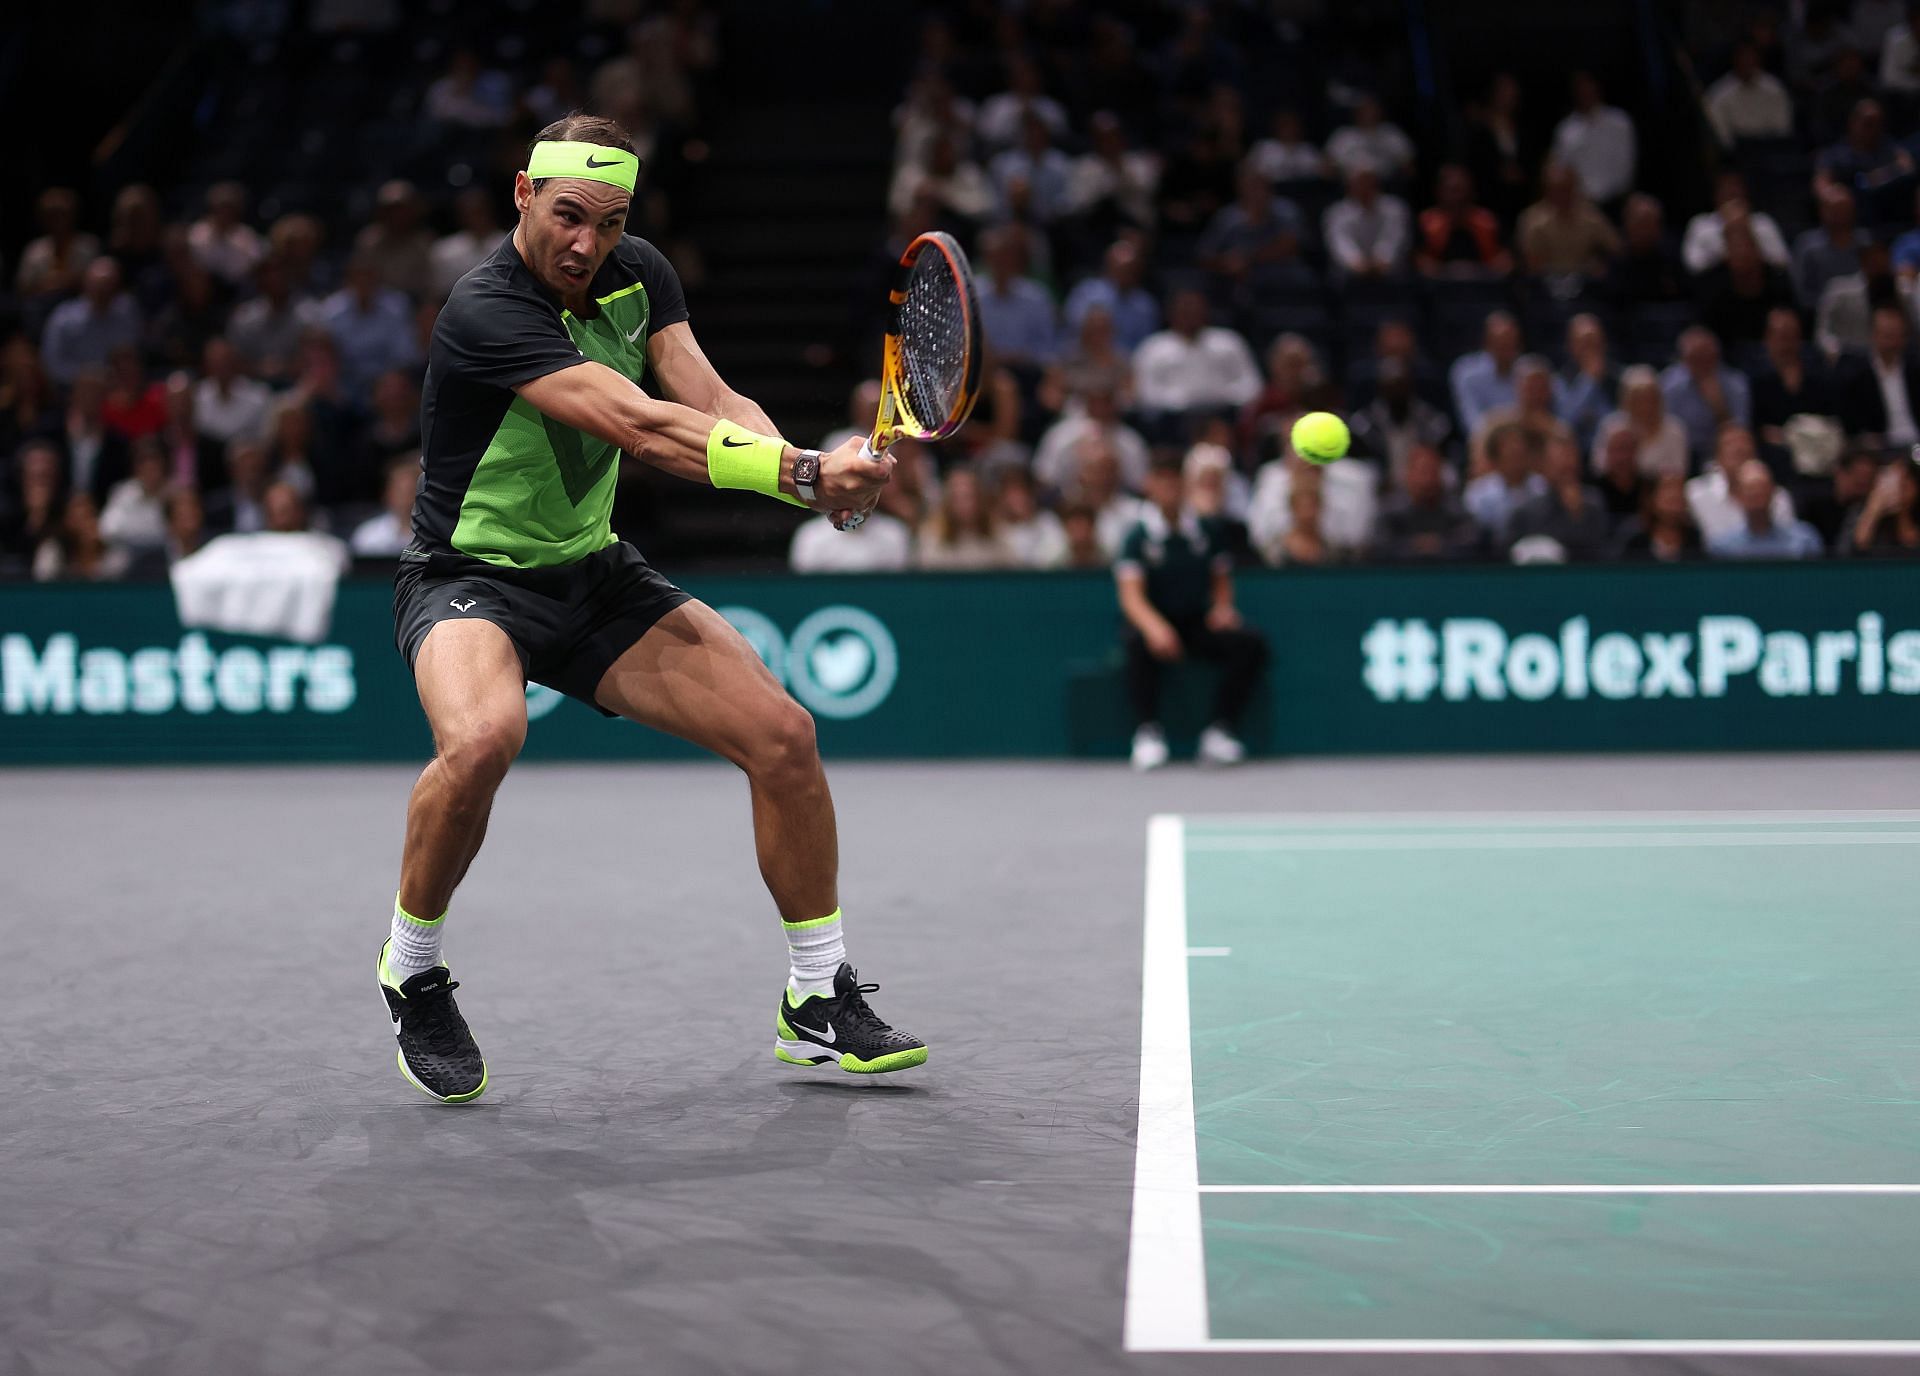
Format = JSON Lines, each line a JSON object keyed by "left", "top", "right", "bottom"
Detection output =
{"left": 1, "top": 561, "right": 1916, "bottom": 764}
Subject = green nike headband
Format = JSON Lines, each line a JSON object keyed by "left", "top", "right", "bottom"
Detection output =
{"left": 525, "top": 141, "right": 639, "bottom": 194}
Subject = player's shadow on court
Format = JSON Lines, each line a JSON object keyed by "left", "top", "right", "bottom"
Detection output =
{"left": 309, "top": 1066, "right": 929, "bottom": 1371}
{"left": 776, "top": 1077, "right": 922, "bottom": 1097}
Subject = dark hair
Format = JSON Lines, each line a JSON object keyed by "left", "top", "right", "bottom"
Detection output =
{"left": 530, "top": 112, "right": 633, "bottom": 153}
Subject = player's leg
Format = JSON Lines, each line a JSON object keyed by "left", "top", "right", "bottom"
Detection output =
{"left": 399, "top": 620, "right": 529, "bottom": 925}
{"left": 597, "top": 600, "right": 834, "bottom": 918}
{"left": 380, "top": 618, "right": 527, "bottom": 1103}
{"left": 1124, "top": 627, "right": 1169, "bottom": 770}
{"left": 593, "top": 600, "right": 926, "bottom": 1073}
{"left": 1185, "top": 622, "right": 1269, "bottom": 765}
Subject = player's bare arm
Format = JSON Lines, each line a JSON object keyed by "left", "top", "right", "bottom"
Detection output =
{"left": 644, "top": 321, "right": 870, "bottom": 530}
{"left": 645, "top": 319, "right": 776, "bottom": 432}
{"left": 512, "top": 361, "right": 892, "bottom": 510}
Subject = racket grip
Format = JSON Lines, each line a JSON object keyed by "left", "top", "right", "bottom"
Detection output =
{"left": 860, "top": 439, "right": 879, "bottom": 463}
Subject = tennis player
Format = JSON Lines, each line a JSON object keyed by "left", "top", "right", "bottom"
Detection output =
{"left": 380, "top": 114, "right": 925, "bottom": 1102}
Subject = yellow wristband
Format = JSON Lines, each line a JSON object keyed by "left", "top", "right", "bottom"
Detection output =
{"left": 706, "top": 420, "right": 804, "bottom": 506}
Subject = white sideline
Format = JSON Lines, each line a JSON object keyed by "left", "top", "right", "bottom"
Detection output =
{"left": 1164, "top": 1340, "right": 1920, "bottom": 1355}
{"left": 1122, "top": 815, "right": 1207, "bottom": 1350}
{"left": 1199, "top": 1183, "right": 1920, "bottom": 1195}
{"left": 1186, "top": 831, "right": 1920, "bottom": 851}
{"left": 1123, "top": 810, "right": 1920, "bottom": 1355}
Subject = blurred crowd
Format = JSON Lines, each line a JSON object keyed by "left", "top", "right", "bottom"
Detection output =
{"left": 0, "top": 0, "right": 716, "bottom": 582}
{"left": 793, "top": 0, "right": 1920, "bottom": 572}
{"left": 12, "top": 1, "right": 1920, "bottom": 586}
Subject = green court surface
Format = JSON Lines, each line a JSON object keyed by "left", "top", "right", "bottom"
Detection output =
{"left": 1125, "top": 813, "right": 1920, "bottom": 1355}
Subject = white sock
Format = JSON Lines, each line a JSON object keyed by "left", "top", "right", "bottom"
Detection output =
{"left": 384, "top": 896, "right": 446, "bottom": 986}
{"left": 784, "top": 909, "right": 847, "bottom": 1000}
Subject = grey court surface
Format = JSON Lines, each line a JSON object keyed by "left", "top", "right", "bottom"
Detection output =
{"left": 3, "top": 754, "right": 1917, "bottom": 1376}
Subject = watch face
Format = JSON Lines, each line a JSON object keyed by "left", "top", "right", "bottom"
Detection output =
{"left": 795, "top": 455, "right": 820, "bottom": 485}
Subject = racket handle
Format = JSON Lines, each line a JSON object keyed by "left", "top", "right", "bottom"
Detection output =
{"left": 844, "top": 435, "right": 888, "bottom": 529}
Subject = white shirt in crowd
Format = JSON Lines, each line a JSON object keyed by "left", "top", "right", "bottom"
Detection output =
{"left": 790, "top": 512, "right": 913, "bottom": 572}
{"left": 887, "top": 159, "right": 998, "bottom": 221}
{"left": 999, "top": 511, "right": 1068, "bottom": 568}
{"left": 1323, "top": 123, "right": 1415, "bottom": 179}
{"left": 1031, "top": 411, "right": 1152, "bottom": 491}
{"left": 974, "top": 92, "right": 1068, "bottom": 150}
{"left": 1685, "top": 468, "right": 1797, "bottom": 544}
{"left": 893, "top": 95, "right": 976, "bottom": 171}
{"left": 99, "top": 478, "right": 168, "bottom": 551}
{"left": 1681, "top": 207, "right": 1792, "bottom": 274}
{"left": 1874, "top": 352, "right": 1920, "bottom": 445}
{"left": 194, "top": 375, "right": 273, "bottom": 446}
{"left": 1882, "top": 22, "right": 1920, "bottom": 92}
{"left": 1704, "top": 70, "right": 1794, "bottom": 144}
{"left": 1094, "top": 495, "right": 1147, "bottom": 558}
{"left": 1550, "top": 104, "right": 1637, "bottom": 203}
{"left": 430, "top": 230, "right": 499, "bottom": 300}
{"left": 1589, "top": 412, "right": 1693, "bottom": 478}
{"left": 187, "top": 221, "right": 267, "bottom": 288}
{"left": 1064, "top": 151, "right": 1160, "bottom": 227}
{"left": 1132, "top": 328, "right": 1262, "bottom": 413}
{"left": 1323, "top": 193, "right": 1411, "bottom": 274}
{"left": 1248, "top": 136, "right": 1326, "bottom": 183}
{"left": 914, "top": 529, "right": 1012, "bottom": 570}
{"left": 1247, "top": 458, "right": 1379, "bottom": 562}
{"left": 350, "top": 509, "right": 410, "bottom": 556}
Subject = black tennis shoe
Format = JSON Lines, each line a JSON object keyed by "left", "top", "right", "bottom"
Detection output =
{"left": 378, "top": 941, "right": 488, "bottom": 1102}
{"left": 775, "top": 961, "right": 928, "bottom": 1074}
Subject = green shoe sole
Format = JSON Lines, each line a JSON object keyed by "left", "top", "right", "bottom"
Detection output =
{"left": 774, "top": 1041, "right": 928, "bottom": 1074}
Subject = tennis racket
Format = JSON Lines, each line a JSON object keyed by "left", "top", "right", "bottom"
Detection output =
{"left": 840, "top": 231, "right": 984, "bottom": 529}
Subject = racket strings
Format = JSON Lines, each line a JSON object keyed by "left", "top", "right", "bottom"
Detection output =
{"left": 897, "top": 250, "right": 969, "bottom": 431}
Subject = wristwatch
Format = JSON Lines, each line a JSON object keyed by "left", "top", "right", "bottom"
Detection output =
{"left": 791, "top": 449, "right": 823, "bottom": 505}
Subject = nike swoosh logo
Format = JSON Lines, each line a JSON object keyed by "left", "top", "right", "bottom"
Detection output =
{"left": 626, "top": 322, "right": 643, "bottom": 342}
{"left": 585, "top": 155, "right": 622, "bottom": 168}
{"left": 720, "top": 436, "right": 751, "bottom": 448}
{"left": 801, "top": 1019, "right": 836, "bottom": 1044}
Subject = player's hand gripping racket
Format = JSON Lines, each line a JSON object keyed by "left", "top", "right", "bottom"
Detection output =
{"left": 837, "top": 231, "right": 984, "bottom": 530}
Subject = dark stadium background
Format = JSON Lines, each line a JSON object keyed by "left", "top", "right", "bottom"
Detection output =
{"left": 9, "top": 0, "right": 1852, "bottom": 581}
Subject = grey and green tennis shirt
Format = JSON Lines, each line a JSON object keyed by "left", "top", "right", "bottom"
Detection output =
{"left": 409, "top": 233, "right": 688, "bottom": 570}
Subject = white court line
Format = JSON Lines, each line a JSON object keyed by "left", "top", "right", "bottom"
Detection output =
{"left": 1184, "top": 808, "right": 1920, "bottom": 827}
{"left": 1188, "top": 831, "right": 1920, "bottom": 851}
{"left": 1128, "top": 809, "right": 1920, "bottom": 1355}
{"left": 1199, "top": 1183, "right": 1920, "bottom": 1195}
{"left": 1122, "top": 815, "right": 1207, "bottom": 1351}
{"left": 1170, "top": 1340, "right": 1920, "bottom": 1355}
{"left": 1186, "top": 946, "right": 1232, "bottom": 958}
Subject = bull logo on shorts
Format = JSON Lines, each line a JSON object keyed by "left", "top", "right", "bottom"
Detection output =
{"left": 449, "top": 598, "right": 476, "bottom": 612}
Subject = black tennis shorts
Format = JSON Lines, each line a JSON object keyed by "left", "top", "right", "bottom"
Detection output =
{"left": 393, "top": 542, "right": 692, "bottom": 715}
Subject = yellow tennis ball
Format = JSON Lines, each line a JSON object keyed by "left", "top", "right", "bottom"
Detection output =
{"left": 1291, "top": 411, "right": 1350, "bottom": 464}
